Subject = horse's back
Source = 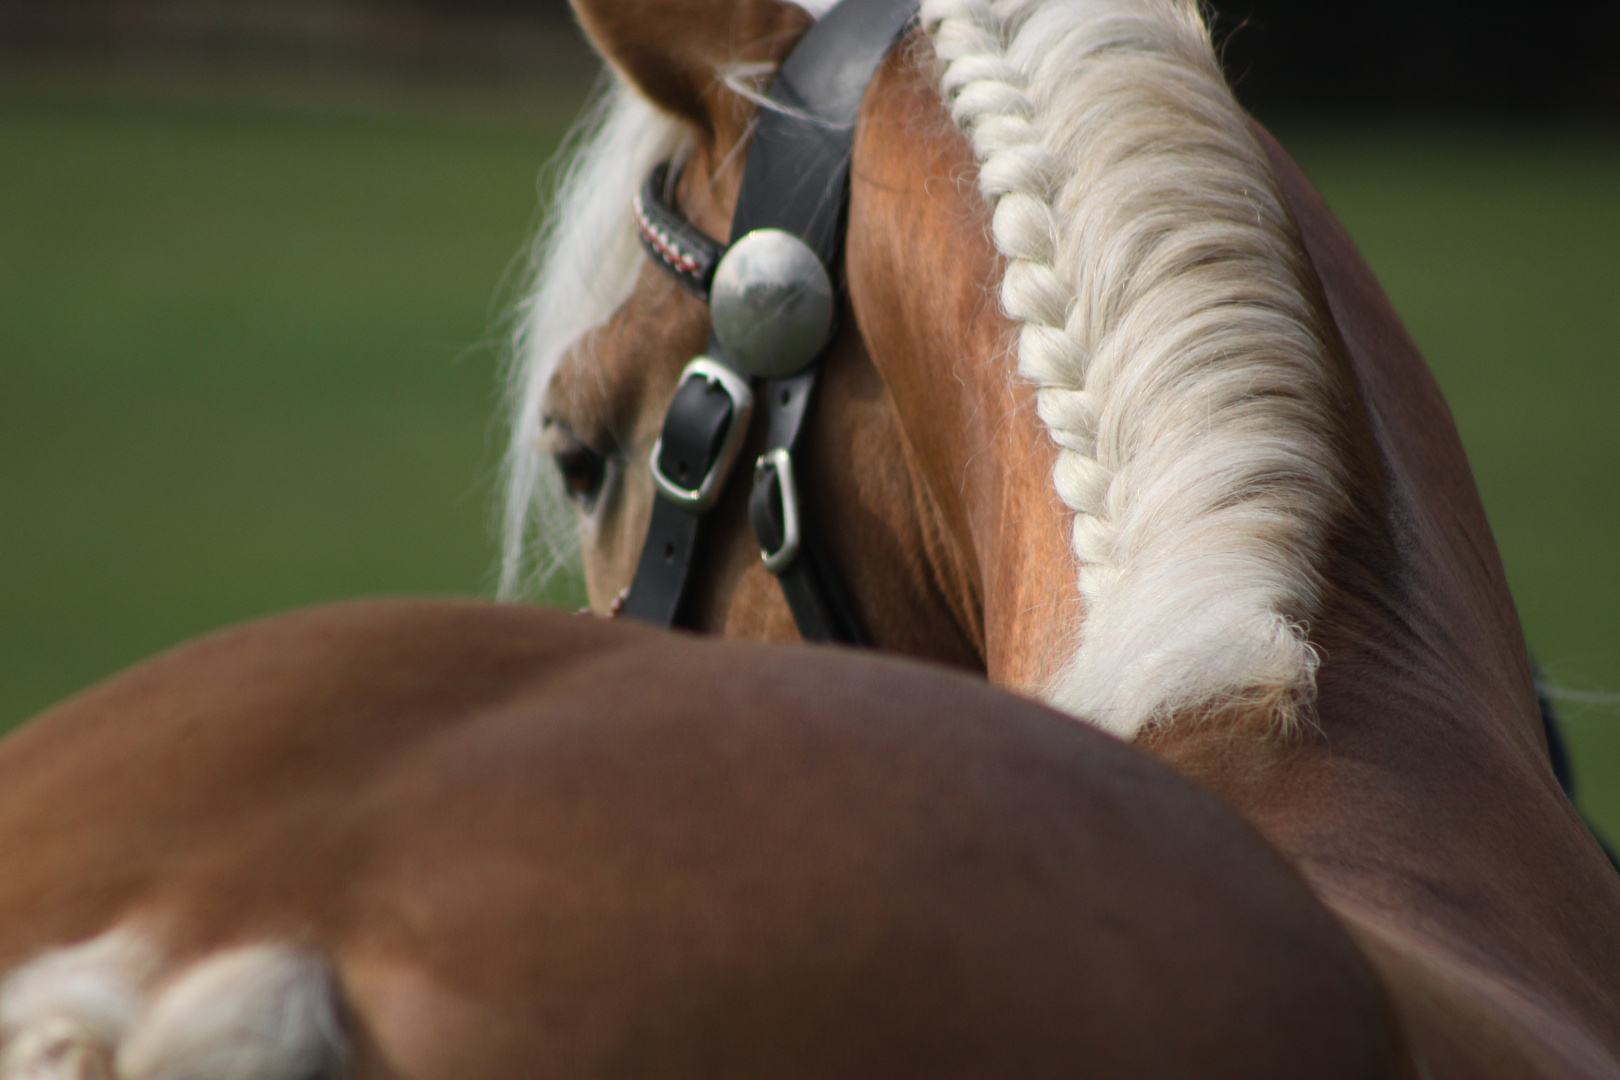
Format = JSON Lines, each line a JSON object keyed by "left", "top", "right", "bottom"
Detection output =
{"left": 0, "top": 600, "right": 1406, "bottom": 1078}
{"left": 0, "top": 601, "right": 623, "bottom": 960}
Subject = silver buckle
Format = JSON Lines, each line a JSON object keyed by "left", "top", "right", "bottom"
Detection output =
{"left": 755, "top": 448, "right": 802, "bottom": 575}
{"left": 650, "top": 357, "right": 754, "bottom": 512}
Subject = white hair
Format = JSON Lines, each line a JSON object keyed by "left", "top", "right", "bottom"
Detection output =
{"left": 0, "top": 931, "right": 343, "bottom": 1080}
{"left": 504, "top": 0, "right": 1352, "bottom": 739}
{"left": 500, "top": 80, "right": 690, "bottom": 598}
{"left": 923, "top": 0, "right": 1350, "bottom": 736}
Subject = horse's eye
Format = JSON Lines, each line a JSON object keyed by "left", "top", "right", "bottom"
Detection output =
{"left": 541, "top": 421, "right": 608, "bottom": 508}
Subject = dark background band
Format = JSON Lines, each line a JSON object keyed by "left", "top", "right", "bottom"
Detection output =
{"left": 7, "top": 0, "right": 1614, "bottom": 118}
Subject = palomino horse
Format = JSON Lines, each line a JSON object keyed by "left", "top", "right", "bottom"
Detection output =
{"left": 509, "top": 0, "right": 1620, "bottom": 1074}
{"left": 0, "top": 2, "right": 1613, "bottom": 1080}
{"left": 0, "top": 602, "right": 1405, "bottom": 1078}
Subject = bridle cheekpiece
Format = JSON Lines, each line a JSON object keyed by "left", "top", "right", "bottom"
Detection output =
{"left": 617, "top": 0, "right": 918, "bottom": 644}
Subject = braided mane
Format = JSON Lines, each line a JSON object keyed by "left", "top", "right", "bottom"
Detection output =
{"left": 924, "top": 0, "right": 1351, "bottom": 736}
{"left": 506, "top": 0, "right": 1354, "bottom": 739}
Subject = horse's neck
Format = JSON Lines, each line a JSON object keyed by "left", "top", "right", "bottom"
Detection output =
{"left": 1251, "top": 130, "right": 1548, "bottom": 789}
{"left": 1268, "top": 131, "right": 1540, "bottom": 742}
{"left": 856, "top": 57, "right": 1550, "bottom": 746}
{"left": 855, "top": 69, "right": 1620, "bottom": 1059}
{"left": 848, "top": 55, "right": 1081, "bottom": 694}
{"left": 1155, "top": 131, "right": 1620, "bottom": 1069}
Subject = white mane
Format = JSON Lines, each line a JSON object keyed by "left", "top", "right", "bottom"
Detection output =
{"left": 925, "top": 0, "right": 1349, "bottom": 736}
{"left": 505, "top": 0, "right": 1352, "bottom": 739}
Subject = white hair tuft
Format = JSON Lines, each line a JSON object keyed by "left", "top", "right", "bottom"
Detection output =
{"left": 1, "top": 933, "right": 346, "bottom": 1080}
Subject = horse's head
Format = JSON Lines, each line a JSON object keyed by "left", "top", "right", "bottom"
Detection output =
{"left": 520, "top": 0, "right": 1044, "bottom": 679}
{"left": 508, "top": 0, "right": 1508, "bottom": 745}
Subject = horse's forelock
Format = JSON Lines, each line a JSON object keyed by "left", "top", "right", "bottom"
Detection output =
{"left": 501, "top": 83, "right": 690, "bottom": 599}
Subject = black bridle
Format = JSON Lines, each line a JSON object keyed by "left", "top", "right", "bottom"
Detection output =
{"left": 618, "top": 0, "right": 918, "bottom": 643}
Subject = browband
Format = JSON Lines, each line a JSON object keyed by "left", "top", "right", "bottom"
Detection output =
{"left": 618, "top": 0, "right": 919, "bottom": 641}
{"left": 635, "top": 163, "right": 724, "bottom": 301}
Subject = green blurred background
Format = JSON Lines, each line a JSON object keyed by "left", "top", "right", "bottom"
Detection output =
{"left": 1, "top": 4, "right": 1617, "bottom": 836}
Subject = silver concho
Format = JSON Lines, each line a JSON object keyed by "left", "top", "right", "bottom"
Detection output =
{"left": 709, "top": 228, "right": 834, "bottom": 380}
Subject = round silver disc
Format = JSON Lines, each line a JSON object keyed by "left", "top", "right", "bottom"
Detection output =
{"left": 709, "top": 228, "right": 834, "bottom": 380}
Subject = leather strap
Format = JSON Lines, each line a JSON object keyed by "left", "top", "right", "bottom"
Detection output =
{"left": 748, "top": 376, "right": 868, "bottom": 645}
{"left": 621, "top": 0, "right": 917, "bottom": 638}
{"left": 732, "top": 0, "right": 915, "bottom": 644}
{"left": 729, "top": 0, "right": 917, "bottom": 258}
{"left": 619, "top": 366, "right": 746, "bottom": 627}
{"left": 619, "top": 493, "right": 704, "bottom": 626}
{"left": 635, "top": 163, "right": 725, "bottom": 301}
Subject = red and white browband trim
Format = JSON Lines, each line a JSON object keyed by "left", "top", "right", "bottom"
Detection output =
{"left": 634, "top": 192, "right": 703, "bottom": 275}
{"left": 633, "top": 162, "right": 725, "bottom": 301}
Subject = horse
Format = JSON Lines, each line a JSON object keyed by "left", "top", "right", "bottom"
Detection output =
{"left": 0, "top": 601, "right": 1408, "bottom": 1078}
{"left": 505, "top": 0, "right": 1620, "bottom": 1074}
{"left": 0, "top": 0, "right": 1614, "bottom": 1078}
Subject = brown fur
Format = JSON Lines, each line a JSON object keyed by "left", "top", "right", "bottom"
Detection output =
{"left": 0, "top": 602, "right": 1406, "bottom": 1078}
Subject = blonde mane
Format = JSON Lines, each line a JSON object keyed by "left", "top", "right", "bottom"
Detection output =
{"left": 505, "top": 0, "right": 1353, "bottom": 740}
{"left": 923, "top": 0, "right": 1351, "bottom": 736}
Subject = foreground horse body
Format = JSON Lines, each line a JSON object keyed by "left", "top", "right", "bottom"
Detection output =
{"left": 2, "top": 0, "right": 1617, "bottom": 1076}
{"left": 0, "top": 603, "right": 1406, "bottom": 1078}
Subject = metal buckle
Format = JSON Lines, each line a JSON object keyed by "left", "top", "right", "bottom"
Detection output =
{"left": 755, "top": 448, "right": 802, "bottom": 575}
{"left": 650, "top": 357, "right": 755, "bottom": 512}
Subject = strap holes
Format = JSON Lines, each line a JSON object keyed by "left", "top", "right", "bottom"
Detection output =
{"left": 663, "top": 542, "right": 676, "bottom": 562}
{"left": 780, "top": 389, "right": 792, "bottom": 406}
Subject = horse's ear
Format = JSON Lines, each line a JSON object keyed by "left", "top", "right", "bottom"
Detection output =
{"left": 570, "top": 0, "right": 812, "bottom": 133}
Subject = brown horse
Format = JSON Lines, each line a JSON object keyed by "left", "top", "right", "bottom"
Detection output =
{"left": 511, "top": 0, "right": 1620, "bottom": 1074}
{"left": 0, "top": 601, "right": 1405, "bottom": 1078}
{"left": 0, "top": 1, "right": 1615, "bottom": 1078}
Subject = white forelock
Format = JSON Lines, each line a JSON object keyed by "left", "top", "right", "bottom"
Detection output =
{"left": 922, "top": 0, "right": 1350, "bottom": 736}
{"left": 500, "top": 84, "right": 690, "bottom": 598}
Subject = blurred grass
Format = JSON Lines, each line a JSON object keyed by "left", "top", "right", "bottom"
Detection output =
{"left": 0, "top": 86, "right": 1616, "bottom": 836}
{"left": 0, "top": 86, "right": 584, "bottom": 726}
